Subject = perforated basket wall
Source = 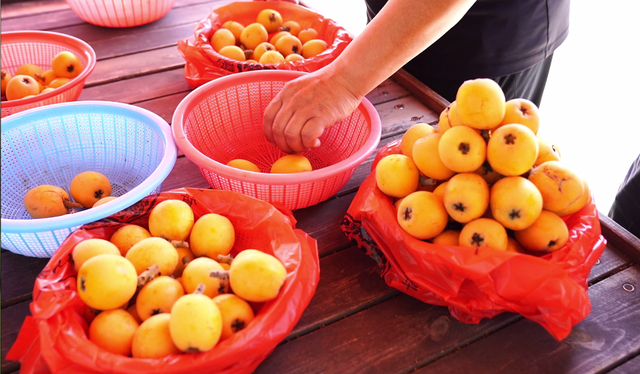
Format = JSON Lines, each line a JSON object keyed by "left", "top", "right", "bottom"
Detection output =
{"left": 1, "top": 31, "right": 96, "bottom": 118}
{"left": 65, "top": 0, "right": 177, "bottom": 28}
{"left": 173, "top": 70, "right": 381, "bottom": 210}
{"left": 1, "top": 102, "right": 177, "bottom": 257}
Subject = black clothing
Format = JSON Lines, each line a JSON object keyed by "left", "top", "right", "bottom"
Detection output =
{"left": 609, "top": 155, "right": 640, "bottom": 239}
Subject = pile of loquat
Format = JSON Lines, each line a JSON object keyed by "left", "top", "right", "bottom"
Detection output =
{"left": 1, "top": 50, "right": 83, "bottom": 101}
{"left": 73, "top": 199, "right": 288, "bottom": 358}
{"left": 210, "top": 8, "right": 329, "bottom": 64}
{"left": 375, "top": 78, "right": 590, "bottom": 255}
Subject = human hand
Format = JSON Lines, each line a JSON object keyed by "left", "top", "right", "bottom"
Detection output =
{"left": 263, "top": 68, "right": 363, "bottom": 154}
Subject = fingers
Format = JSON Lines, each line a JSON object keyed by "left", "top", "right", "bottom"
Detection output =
{"left": 263, "top": 94, "right": 283, "bottom": 147}
{"left": 301, "top": 118, "right": 327, "bottom": 150}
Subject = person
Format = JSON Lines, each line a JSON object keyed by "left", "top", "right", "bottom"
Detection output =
{"left": 263, "top": 0, "right": 570, "bottom": 154}
{"left": 608, "top": 154, "right": 640, "bottom": 239}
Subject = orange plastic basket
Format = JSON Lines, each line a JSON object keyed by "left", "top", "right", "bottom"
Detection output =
{"left": 1, "top": 31, "right": 96, "bottom": 118}
{"left": 65, "top": 0, "right": 176, "bottom": 28}
{"left": 172, "top": 70, "right": 382, "bottom": 210}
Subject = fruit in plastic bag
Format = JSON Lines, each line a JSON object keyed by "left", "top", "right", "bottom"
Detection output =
{"left": 132, "top": 313, "right": 181, "bottom": 359}
{"left": 109, "top": 224, "right": 152, "bottom": 256}
{"left": 181, "top": 257, "right": 228, "bottom": 298}
{"left": 190, "top": 213, "right": 235, "bottom": 259}
{"left": 169, "top": 291, "right": 223, "bottom": 353}
{"left": 71, "top": 238, "right": 120, "bottom": 271}
{"left": 89, "top": 309, "right": 139, "bottom": 356}
{"left": 241, "top": 22, "right": 269, "bottom": 50}
{"left": 528, "top": 160, "right": 587, "bottom": 215}
{"left": 458, "top": 217, "right": 508, "bottom": 251}
{"left": 400, "top": 122, "right": 436, "bottom": 159}
{"left": 301, "top": 39, "right": 328, "bottom": 59}
{"left": 375, "top": 154, "right": 419, "bottom": 198}
{"left": 443, "top": 172, "right": 489, "bottom": 223}
{"left": 148, "top": 199, "right": 195, "bottom": 241}
{"left": 514, "top": 210, "right": 569, "bottom": 252}
{"left": 455, "top": 78, "right": 505, "bottom": 129}
{"left": 438, "top": 125, "right": 487, "bottom": 172}
{"left": 125, "top": 237, "right": 179, "bottom": 276}
{"left": 77, "top": 254, "right": 138, "bottom": 310}
{"left": 489, "top": 176, "right": 543, "bottom": 230}
{"left": 396, "top": 191, "right": 448, "bottom": 240}
{"left": 486, "top": 124, "right": 539, "bottom": 176}
{"left": 213, "top": 294, "right": 256, "bottom": 341}
{"left": 256, "top": 8, "right": 283, "bottom": 33}
{"left": 136, "top": 276, "right": 185, "bottom": 321}
{"left": 496, "top": 98, "right": 540, "bottom": 134}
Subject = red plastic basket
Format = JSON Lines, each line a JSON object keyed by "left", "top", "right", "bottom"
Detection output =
{"left": 65, "top": 0, "right": 176, "bottom": 28}
{"left": 1, "top": 31, "right": 96, "bottom": 118}
{"left": 172, "top": 70, "right": 382, "bottom": 210}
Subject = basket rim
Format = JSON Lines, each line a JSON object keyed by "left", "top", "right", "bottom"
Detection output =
{"left": 0, "top": 30, "right": 97, "bottom": 108}
{"left": 171, "top": 70, "right": 382, "bottom": 185}
{"left": 1, "top": 100, "right": 178, "bottom": 233}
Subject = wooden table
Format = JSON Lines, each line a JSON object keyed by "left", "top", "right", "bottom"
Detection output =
{"left": 2, "top": 1, "right": 640, "bottom": 373}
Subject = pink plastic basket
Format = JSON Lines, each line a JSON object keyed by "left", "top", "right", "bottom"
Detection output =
{"left": 65, "top": 0, "right": 177, "bottom": 28}
{"left": 172, "top": 70, "right": 382, "bottom": 210}
{"left": 1, "top": 31, "right": 96, "bottom": 119}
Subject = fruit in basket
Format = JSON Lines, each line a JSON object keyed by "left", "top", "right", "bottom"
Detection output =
{"left": 169, "top": 292, "right": 223, "bottom": 352}
{"left": 438, "top": 125, "right": 487, "bottom": 173}
{"left": 443, "top": 173, "right": 489, "bottom": 223}
{"left": 227, "top": 158, "right": 261, "bottom": 172}
{"left": 89, "top": 309, "right": 139, "bottom": 356}
{"left": 486, "top": 124, "right": 539, "bottom": 176}
{"left": 15, "top": 64, "right": 44, "bottom": 83}
{"left": 397, "top": 191, "right": 448, "bottom": 240}
{"left": 400, "top": 122, "right": 437, "bottom": 159}
{"left": 490, "top": 176, "right": 543, "bottom": 230}
{"left": 219, "top": 45, "right": 247, "bottom": 61}
{"left": 527, "top": 161, "right": 586, "bottom": 215}
{"left": 5, "top": 75, "right": 40, "bottom": 100}
{"left": 77, "top": 253, "right": 138, "bottom": 310}
{"left": 412, "top": 133, "right": 456, "bottom": 181}
{"left": 72, "top": 238, "right": 121, "bottom": 272}
{"left": 256, "top": 9, "right": 283, "bottom": 33}
{"left": 495, "top": 98, "right": 540, "bottom": 135}
{"left": 455, "top": 78, "right": 506, "bottom": 130}
{"left": 275, "top": 34, "right": 303, "bottom": 57}
{"left": 47, "top": 77, "right": 70, "bottom": 89}
{"left": 280, "top": 20, "right": 302, "bottom": 36}
{"left": 212, "top": 28, "right": 237, "bottom": 52}
{"left": 212, "top": 293, "right": 256, "bottom": 340}
{"left": 259, "top": 50, "right": 285, "bottom": 64}
{"left": 51, "top": 51, "right": 83, "bottom": 79}
{"left": 70, "top": 171, "right": 112, "bottom": 208}
{"left": 182, "top": 257, "right": 228, "bottom": 297}
{"left": 23, "top": 185, "right": 80, "bottom": 218}
{"left": 514, "top": 210, "right": 569, "bottom": 252}
{"left": 270, "top": 154, "right": 312, "bottom": 173}
{"left": 109, "top": 224, "right": 152, "bottom": 256}
{"left": 190, "top": 213, "right": 236, "bottom": 258}
{"left": 298, "top": 28, "right": 319, "bottom": 45}
{"left": 535, "top": 135, "right": 562, "bottom": 166}
{"left": 132, "top": 313, "right": 182, "bottom": 358}
{"left": 222, "top": 20, "right": 245, "bottom": 42}
{"left": 136, "top": 276, "right": 185, "bottom": 321}
{"left": 35, "top": 70, "right": 57, "bottom": 87}
{"left": 301, "top": 39, "right": 329, "bottom": 59}
{"left": 240, "top": 22, "right": 269, "bottom": 50}
{"left": 148, "top": 199, "right": 195, "bottom": 241}
{"left": 375, "top": 154, "right": 419, "bottom": 198}
{"left": 213, "top": 249, "right": 287, "bottom": 303}
{"left": 1, "top": 70, "right": 11, "bottom": 96}
{"left": 458, "top": 218, "right": 508, "bottom": 251}
{"left": 125, "top": 237, "right": 179, "bottom": 276}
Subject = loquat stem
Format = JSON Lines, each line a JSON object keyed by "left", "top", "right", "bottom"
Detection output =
{"left": 181, "top": 255, "right": 190, "bottom": 265}
{"left": 194, "top": 283, "right": 206, "bottom": 295}
{"left": 63, "top": 199, "right": 83, "bottom": 209}
{"left": 217, "top": 254, "right": 234, "bottom": 265}
{"left": 137, "top": 264, "right": 160, "bottom": 288}
{"left": 170, "top": 240, "right": 190, "bottom": 249}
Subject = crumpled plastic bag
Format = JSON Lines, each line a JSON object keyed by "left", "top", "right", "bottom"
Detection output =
{"left": 341, "top": 140, "right": 607, "bottom": 341}
{"left": 177, "top": 0, "right": 353, "bottom": 88}
{"left": 7, "top": 188, "right": 320, "bottom": 374}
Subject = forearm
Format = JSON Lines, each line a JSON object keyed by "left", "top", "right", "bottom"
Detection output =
{"left": 329, "top": 0, "right": 476, "bottom": 98}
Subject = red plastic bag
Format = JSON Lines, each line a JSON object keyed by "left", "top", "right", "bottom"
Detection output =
{"left": 177, "top": 0, "right": 353, "bottom": 88}
{"left": 7, "top": 188, "right": 320, "bottom": 374}
{"left": 341, "top": 141, "right": 607, "bottom": 341}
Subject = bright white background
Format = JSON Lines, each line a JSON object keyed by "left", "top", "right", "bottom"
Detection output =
{"left": 303, "top": 0, "right": 640, "bottom": 215}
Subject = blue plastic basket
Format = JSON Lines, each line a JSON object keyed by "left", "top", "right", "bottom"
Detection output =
{"left": 1, "top": 101, "right": 177, "bottom": 257}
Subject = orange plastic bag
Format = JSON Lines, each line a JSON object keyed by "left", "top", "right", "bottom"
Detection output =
{"left": 7, "top": 188, "right": 320, "bottom": 374}
{"left": 177, "top": 0, "right": 353, "bottom": 88}
{"left": 341, "top": 141, "right": 607, "bottom": 341}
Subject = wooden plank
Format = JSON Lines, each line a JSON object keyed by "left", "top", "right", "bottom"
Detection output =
{"left": 609, "top": 354, "right": 640, "bottom": 374}
{"left": 374, "top": 94, "right": 439, "bottom": 135}
{"left": 0, "top": 251, "right": 48, "bottom": 308}
{"left": 411, "top": 265, "right": 640, "bottom": 374}
{"left": 392, "top": 68, "right": 450, "bottom": 114}
{"left": 287, "top": 246, "right": 398, "bottom": 340}
{"left": 1, "top": 0, "right": 68, "bottom": 19}
{"left": 78, "top": 68, "right": 190, "bottom": 104}
{"left": 600, "top": 214, "right": 640, "bottom": 264}
{"left": 134, "top": 91, "right": 191, "bottom": 126}
{"left": 85, "top": 46, "right": 185, "bottom": 87}
{"left": 1, "top": 301, "right": 31, "bottom": 374}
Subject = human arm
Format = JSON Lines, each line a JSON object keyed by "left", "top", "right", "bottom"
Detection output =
{"left": 263, "top": 0, "right": 476, "bottom": 153}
